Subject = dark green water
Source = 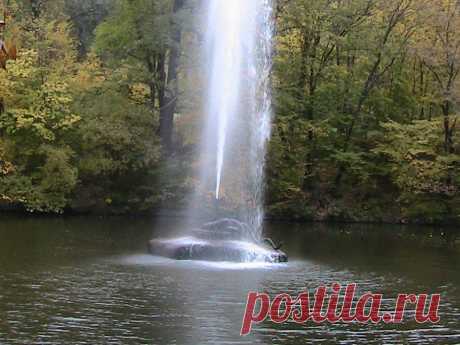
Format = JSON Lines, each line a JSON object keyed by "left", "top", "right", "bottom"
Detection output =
{"left": 0, "top": 216, "right": 459, "bottom": 344}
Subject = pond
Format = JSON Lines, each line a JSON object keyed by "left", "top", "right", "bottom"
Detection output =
{"left": 0, "top": 216, "right": 459, "bottom": 344}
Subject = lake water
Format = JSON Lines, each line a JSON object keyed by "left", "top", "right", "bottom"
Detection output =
{"left": 0, "top": 216, "right": 459, "bottom": 344}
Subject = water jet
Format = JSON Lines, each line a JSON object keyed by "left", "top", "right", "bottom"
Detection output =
{"left": 149, "top": 0, "right": 285, "bottom": 263}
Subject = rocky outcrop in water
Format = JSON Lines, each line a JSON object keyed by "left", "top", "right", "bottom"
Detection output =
{"left": 148, "top": 218, "right": 288, "bottom": 263}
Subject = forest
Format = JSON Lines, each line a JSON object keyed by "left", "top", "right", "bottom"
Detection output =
{"left": 0, "top": 0, "right": 459, "bottom": 224}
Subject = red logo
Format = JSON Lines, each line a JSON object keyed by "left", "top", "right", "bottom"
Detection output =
{"left": 241, "top": 283, "right": 441, "bottom": 336}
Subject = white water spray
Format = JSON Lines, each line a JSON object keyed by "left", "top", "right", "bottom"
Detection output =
{"left": 198, "top": 0, "right": 274, "bottom": 236}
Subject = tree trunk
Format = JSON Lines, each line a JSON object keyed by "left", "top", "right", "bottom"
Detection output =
{"left": 442, "top": 100, "right": 456, "bottom": 154}
{"left": 159, "top": 0, "right": 185, "bottom": 155}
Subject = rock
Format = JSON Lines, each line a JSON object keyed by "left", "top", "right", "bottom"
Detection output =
{"left": 148, "top": 237, "right": 288, "bottom": 263}
{"left": 148, "top": 218, "right": 288, "bottom": 263}
{"left": 200, "top": 218, "right": 259, "bottom": 242}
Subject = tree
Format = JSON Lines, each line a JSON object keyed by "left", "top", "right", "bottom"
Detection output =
{"left": 0, "top": 1, "right": 80, "bottom": 212}
{"left": 64, "top": 0, "right": 113, "bottom": 56}
{"left": 0, "top": 0, "right": 166, "bottom": 213}
{"left": 333, "top": 0, "right": 417, "bottom": 188}
{"left": 69, "top": 55, "right": 163, "bottom": 212}
{"left": 268, "top": 0, "right": 460, "bottom": 222}
{"left": 94, "top": 0, "right": 190, "bottom": 154}
{"left": 414, "top": 0, "right": 460, "bottom": 154}
{"left": 374, "top": 119, "right": 459, "bottom": 222}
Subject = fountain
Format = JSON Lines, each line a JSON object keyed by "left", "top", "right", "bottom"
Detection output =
{"left": 148, "top": 219, "right": 287, "bottom": 263}
{"left": 149, "top": 0, "right": 287, "bottom": 263}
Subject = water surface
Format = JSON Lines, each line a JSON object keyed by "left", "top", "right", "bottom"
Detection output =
{"left": 0, "top": 217, "right": 459, "bottom": 344}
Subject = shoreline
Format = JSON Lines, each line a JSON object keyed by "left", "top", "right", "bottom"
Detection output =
{"left": 0, "top": 206, "right": 459, "bottom": 228}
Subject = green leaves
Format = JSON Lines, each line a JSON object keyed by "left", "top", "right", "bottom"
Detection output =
{"left": 372, "top": 118, "right": 459, "bottom": 220}
{"left": 0, "top": 6, "right": 84, "bottom": 213}
{"left": 0, "top": 0, "right": 458, "bottom": 221}
{"left": 269, "top": 0, "right": 460, "bottom": 223}
{"left": 0, "top": 1, "right": 172, "bottom": 213}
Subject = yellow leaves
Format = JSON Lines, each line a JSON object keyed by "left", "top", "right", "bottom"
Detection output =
{"left": 0, "top": 51, "right": 81, "bottom": 141}
{"left": 0, "top": 71, "right": 13, "bottom": 101}
{"left": 375, "top": 118, "right": 456, "bottom": 195}
{"left": 276, "top": 28, "right": 302, "bottom": 55}
{"left": 11, "top": 109, "right": 39, "bottom": 129}
{"left": 34, "top": 123, "right": 56, "bottom": 142}
{"left": 42, "top": 80, "right": 73, "bottom": 107}
{"left": 0, "top": 54, "right": 37, "bottom": 128}
{"left": 61, "top": 113, "right": 81, "bottom": 126}
{"left": 0, "top": 161, "right": 15, "bottom": 175}
{"left": 0, "top": 49, "right": 38, "bottom": 105}
{"left": 0, "top": 141, "right": 15, "bottom": 176}
{"left": 47, "top": 21, "right": 76, "bottom": 53}
{"left": 0, "top": 3, "right": 99, "bottom": 213}
{"left": 5, "top": 49, "right": 38, "bottom": 78}
{"left": 129, "top": 83, "right": 151, "bottom": 104}
{"left": 73, "top": 54, "right": 107, "bottom": 91}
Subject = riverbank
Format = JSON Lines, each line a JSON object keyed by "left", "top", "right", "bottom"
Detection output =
{"left": 1, "top": 201, "right": 460, "bottom": 228}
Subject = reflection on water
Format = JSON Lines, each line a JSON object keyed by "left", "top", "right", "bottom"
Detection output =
{"left": 0, "top": 216, "right": 459, "bottom": 344}
{"left": 121, "top": 254, "right": 286, "bottom": 271}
